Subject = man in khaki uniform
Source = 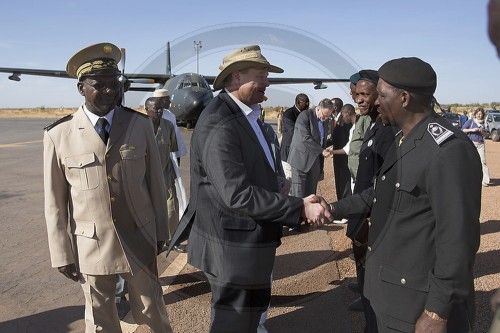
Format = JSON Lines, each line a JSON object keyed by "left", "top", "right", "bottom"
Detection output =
{"left": 43, "top": 42, "right": 172, "bottom": 333}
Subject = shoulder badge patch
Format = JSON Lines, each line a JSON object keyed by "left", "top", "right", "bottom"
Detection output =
{"left": 427, "top": 123, "right": 453, "bottom": 145}
{"left": 44, "top": 114, "right": 73, "bottom": 131}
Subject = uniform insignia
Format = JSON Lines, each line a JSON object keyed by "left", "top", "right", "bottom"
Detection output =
{"left": 427, "top": 123, "right": 453, "bottom": 145}
{"left": 43, "top": 114, "right": 73, "bottom": 131}
{"left": 368, "top": 139, "right": 373, "bottom": 147}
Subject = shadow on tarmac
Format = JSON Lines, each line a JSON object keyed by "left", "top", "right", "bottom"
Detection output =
{"left": 0, "top": 305, "right": 84, "bottom": 333}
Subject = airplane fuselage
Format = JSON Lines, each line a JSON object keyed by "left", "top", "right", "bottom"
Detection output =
{"left": 164, "top": 73, "right": 213, "bottom": 125}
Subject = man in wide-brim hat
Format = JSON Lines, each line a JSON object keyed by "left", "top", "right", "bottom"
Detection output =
{"left": 167, "top": 45, "right": 332, "bottom": 332}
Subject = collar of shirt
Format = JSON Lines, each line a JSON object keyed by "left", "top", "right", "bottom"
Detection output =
{"left": 83, "top": 105, "right": 114, "bottom": 132}
{"left": 225, "top": 89, "right": 276, "bottom": 172}
{"left": 314, "top": 110, "right": 325, "bottom": 146}
{"left": 225, "top": 89, "right": 260, "bottom": 119}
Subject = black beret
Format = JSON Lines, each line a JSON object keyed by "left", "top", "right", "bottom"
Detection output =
{"left": 349, "top": 72, "right": 360, "bottom": 85}
{"left": 378, "top": 57, "right": 437, "bottom": 96}
{"left": 358, "top": 69, "right": 379, "bottom": 85}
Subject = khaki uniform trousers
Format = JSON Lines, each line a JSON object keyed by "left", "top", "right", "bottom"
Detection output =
{"left": 80, "top": 260, "right": 172, "bottom": 333}
{"left": 166, "top": 176, "right": 179, "bottom": 242}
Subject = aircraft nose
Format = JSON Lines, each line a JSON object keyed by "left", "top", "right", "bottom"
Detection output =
{"left": 183, "top": 90, "right": 212, "bottom": 120}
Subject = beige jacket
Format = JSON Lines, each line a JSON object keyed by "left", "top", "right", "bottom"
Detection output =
{"left": 43, "top": 106, "right": 167, "bottom": 275}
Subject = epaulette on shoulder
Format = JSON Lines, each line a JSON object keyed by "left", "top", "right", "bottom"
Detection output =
{"left": 427, "top": 122, "right": 454, "bottom": 145}
{"left": 44, "top": 114, "right": 73, "bottom": 131}
{"left": 122, "top": 106, "right": 148, "bottom": 118}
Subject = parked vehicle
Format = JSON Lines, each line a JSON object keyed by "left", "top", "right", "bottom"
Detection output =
{"left": 486, "top": 113, "right": 500, "bottom": 142}
{"left": 440, "top": 112, "right": 462, "bottom": 128}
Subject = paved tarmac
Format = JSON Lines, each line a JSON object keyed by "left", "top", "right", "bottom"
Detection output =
{"left": 1, "top": 118, "right": 498, "bottom": 333}
{"left": 0, "top": 118, "right": 354, "bottom": 333}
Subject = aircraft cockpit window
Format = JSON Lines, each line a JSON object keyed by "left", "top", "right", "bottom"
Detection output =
{"left": 176, "top": 80, "right": 192, "bottom": 89}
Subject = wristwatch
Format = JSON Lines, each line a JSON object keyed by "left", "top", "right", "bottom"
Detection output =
{"left": 424, "top": 309, "right": 447, "bottom": 322}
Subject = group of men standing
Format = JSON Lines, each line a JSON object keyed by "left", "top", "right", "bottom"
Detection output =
{"left": 272, "top": 59, "right": 481, "bottom": 333}
{"left": 43, "top": 37, "right": 485, "bottom": 333}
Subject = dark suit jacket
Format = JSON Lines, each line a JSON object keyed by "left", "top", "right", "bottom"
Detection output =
{"left": 280, "top": 106, "right": 301, "bottom": 162}
{"left": 331, "top": 114, "right": 353, "bottom": 200}
{"left": 287, "top": 108, "right": 327, "bottom": 173}
{"left": 169, "top": 91, "right": 303, "bottom": 285}
{"left": 333, "top": 112, "right": 481, "bottom": 331}
{"left": 346, "top": 120, "right": 397, "bottom": 238}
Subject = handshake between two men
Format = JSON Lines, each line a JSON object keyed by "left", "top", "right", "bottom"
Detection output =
{"left": 276, "top": 175, "right": 334, "bottom": 227}
{"left": 301, "top": 194, "right": 334, "bottom": 227}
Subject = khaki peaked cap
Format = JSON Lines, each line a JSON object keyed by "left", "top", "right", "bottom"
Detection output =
{"left": 66, "top": 42, "right": 121, "bottom": 79}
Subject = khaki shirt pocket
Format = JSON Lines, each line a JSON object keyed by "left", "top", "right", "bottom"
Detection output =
{"left": 72, "top": 220, "right": 97, "bottom": 239}
{"left": 120, "top": 145, "right": 146, "bottom": 182}
{"left": 65, "top": 153, "right": 100, "bottom": 190}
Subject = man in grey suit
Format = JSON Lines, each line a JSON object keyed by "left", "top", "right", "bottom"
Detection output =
{"left": 43, "top": 43, "right": 172, "bottom": 333}
{"left": 288, "top": 98, "right": 334, "bottom": 198}
{"left": 168, "top": 45, "right": 332, "bottom": 333}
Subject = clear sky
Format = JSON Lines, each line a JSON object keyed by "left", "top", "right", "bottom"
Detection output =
{"left": 0, "top": 0, "right": 498, "bottom": 109}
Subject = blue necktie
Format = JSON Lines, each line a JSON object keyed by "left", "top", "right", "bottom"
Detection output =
{"left": 97, "top": 118, "right": 109, "bottom": 144}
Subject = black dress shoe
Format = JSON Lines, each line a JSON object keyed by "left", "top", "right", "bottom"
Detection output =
{"left": 348, "top": 297, "right": 364, "bottom": 312}
{"left": 173, "top": 245, "right": 187, "bottom": 253}
{"left": 116, "top": 297, "right": 130, "bottom": 319}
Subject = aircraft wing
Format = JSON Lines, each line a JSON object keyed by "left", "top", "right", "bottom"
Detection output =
{"left": 0, "top": 67, "right": 71, "bottom": 79}
{"left": 202, "top": 75, "right": 349, "bottom": 85}
{"left": 0, "top": 67, "right": 347, "bottom": 90}
{"left": 0, "top": 67, "right": 172, "bottom": 83}
{"left": 202, "top": 75, "right": 348, "bottom": 90}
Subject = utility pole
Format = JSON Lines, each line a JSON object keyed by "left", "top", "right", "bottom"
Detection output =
{"left": 193, "top": 41, "right": 202, "bottom": 74}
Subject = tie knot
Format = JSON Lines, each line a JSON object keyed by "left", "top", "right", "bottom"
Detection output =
{"left": 97, "top": 117, "right": 108, "bottom": 130}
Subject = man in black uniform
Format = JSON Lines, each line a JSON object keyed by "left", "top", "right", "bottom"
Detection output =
{"left": 348, "top": 70, "right": 398, "bottom": 331}
{"left": 330, "top": 57, "right": 481, "bottom": 332}
{"left": 330, "top": 97, "right": 353, "bottom": 201}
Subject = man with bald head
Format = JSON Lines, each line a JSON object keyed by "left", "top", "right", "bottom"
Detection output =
{"left": 331, "top": 57, "right": 481, "bottom": 332}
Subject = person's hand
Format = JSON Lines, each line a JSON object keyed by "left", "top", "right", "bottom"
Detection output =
{"left": 302, "top": 194, "right": 333, "bottom": 226}
{"left": 308, "top": 194, "right": 332, "bottom": 212}
{"left": 415, "top": 310, "right": 447, "bottom": 333}
{"left": 322, "top": 148, "right": 333, "bottom": 158}
{"left": 58, "top": 263, "right": 80, "bottom": 282}
{"left": 277, "top": 176, "right": 291, "bottom": 195}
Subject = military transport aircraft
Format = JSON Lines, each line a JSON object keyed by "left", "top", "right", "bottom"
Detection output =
{"left": 0, "top": 43, "right": 349, "bottom": 128}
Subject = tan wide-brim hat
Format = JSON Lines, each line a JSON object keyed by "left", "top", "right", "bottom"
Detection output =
{"left": 152, "top": 88, "right": 169, "bottom": 97}
{"left": 212, "top": 45, "right": 283, "bottom": 91}
{"left": 66, "top": 42, "right": 121, "bottom": 79}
